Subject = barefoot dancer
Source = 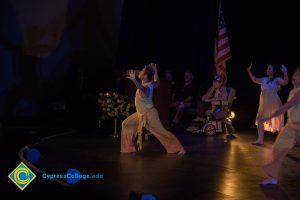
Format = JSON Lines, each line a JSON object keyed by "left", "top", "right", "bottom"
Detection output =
{"left": 247, "top": 63, "right": 289, "bottom": 145}
{"left": 259, "top": 67, "right": 300, "bottom": 185}
{"left": 121, "top": 63, "right": 186, "bottom": 155}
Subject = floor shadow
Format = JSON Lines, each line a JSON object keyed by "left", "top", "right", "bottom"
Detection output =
{"left": 286, "top": 153, "right": 300, "bottom": 163}
{"left": 260, "top": 185, "right": 290, "bottom": 200}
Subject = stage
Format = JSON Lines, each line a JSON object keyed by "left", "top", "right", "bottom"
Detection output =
{"left": 12, "top": 129, "right": 300, "bottom": 200}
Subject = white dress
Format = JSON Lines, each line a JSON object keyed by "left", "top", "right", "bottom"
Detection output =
{"left": 256, "top": 77, "right": 284, "bottom": 133}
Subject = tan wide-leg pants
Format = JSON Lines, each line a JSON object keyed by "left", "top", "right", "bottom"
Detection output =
{"left": 121, "top": 108, "right": 185, "bottom": 153}
{"left": 262, "top": 124, "right": 300, "bottom": 178}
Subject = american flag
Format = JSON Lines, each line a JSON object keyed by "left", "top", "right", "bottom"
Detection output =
{"left": 215, "top": 3, "right": 231, "bottom": 82}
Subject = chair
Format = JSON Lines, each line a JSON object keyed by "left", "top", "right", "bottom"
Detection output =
{"left": 189, "top": 86, "right": 236, "bottom": 136}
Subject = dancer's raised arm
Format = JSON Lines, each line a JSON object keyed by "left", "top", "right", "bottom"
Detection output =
{"left": 150, "top": 63, "right": 159, "bottom": 88}
{"left": 247, "top": 63, "right": 262, "bottom": 84}
{"left": 276, "top": 64, "right": 289, "bottom": 86}
{"left": 127, "top": 70, "right": 149, "bottom": 97}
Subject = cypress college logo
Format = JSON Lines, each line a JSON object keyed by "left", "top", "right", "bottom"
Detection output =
{"left": 8, "top": 162, "right": 36, "bottom": 191}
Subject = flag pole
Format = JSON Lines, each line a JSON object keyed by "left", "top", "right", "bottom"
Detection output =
{"left": 214, "top": 0, "right": 222, "bottom": 76}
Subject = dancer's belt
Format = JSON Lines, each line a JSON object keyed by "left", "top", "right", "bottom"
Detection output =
{"left": 136, "top": 106, "right": 154, "bottom": 151}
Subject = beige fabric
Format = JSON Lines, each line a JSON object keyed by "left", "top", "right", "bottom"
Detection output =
{"left": 262, "top": 87, "right": 300, "bottom": 178}
{"left": 136, "top": 111, "right": 148, "bottom": 151}
{"left": 121, "top": 108, "right": 184, "bottom": 153}
{"left": 273, "top": 125, "right": 300, "bottom": 150}
{"left": 287, "top": 87, "right": 300, "bottom": 122}
{"left": 256, "top": 79, "right": 284, "bottom": 133}
{"left": 263, "top": 125, "right": 300, "bottom": 178}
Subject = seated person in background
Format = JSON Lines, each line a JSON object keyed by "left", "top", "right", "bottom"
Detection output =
{"left": 170, "top": 70, "right": 197, "bottom": 129}
{"left": 190, "top": 75, "right": 228, "bottom": 124}
{"left": 164, "top": 69, "right": 176, "bottom": 94}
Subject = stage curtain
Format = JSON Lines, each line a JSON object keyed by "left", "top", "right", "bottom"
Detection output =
{"left": 9, "top": 0, "right": 69, "bottom": 58}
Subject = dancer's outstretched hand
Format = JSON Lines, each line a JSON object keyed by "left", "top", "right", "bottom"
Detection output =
{"left": 127, "top": 70, "right": 136, "bottom": 80}
{"left": 281, "top": 64, "right": 287, "bottom": 73}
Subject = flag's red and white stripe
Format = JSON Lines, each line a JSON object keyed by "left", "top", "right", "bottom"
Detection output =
{"left": 215, "top": 4, "right": 231, "bottom": 81}
{"left": 216, "top": 21, "right": 230, "bottom": 67}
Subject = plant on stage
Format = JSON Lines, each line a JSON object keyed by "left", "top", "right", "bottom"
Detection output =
{"left": 97, "top": 92, "right": 132, "bottom": 134}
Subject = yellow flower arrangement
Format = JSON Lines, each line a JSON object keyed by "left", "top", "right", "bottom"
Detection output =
{"left": 97, "top": 92, "right": 133, "bottom": 126}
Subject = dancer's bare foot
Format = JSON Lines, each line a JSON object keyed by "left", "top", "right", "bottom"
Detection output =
{"left": 177, "top": 149, "right": 186, "bottom": 155}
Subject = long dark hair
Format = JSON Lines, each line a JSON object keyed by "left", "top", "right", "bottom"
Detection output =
{"left": 269, "top": 64, "right": 280, "bottom": 82}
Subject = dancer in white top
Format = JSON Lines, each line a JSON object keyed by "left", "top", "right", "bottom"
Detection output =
{"left": 121, "top": 63, "right": 186, "bottom": 155}
{"left": 247, "top": 64, "right": 289, "bottom": 145}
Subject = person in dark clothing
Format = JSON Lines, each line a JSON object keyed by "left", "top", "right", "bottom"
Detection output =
{"left": 164, "top": 69, "right": 176, "bottom": 94}
{"left": 170, "top": 71, "right": 197, "bottom": 128}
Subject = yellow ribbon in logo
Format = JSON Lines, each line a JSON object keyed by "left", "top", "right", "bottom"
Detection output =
{"left": 14, "top": 168, "right": 30, "bottom": 185}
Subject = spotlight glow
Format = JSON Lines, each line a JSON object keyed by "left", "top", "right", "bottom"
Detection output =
{"left": 229, "top": 111, "right": 235, "bottom": 119}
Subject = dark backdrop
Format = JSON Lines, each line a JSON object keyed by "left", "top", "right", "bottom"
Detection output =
{"left": 117, "top": 0, "right": 300, "bottom": 130}
{"left": 1, "top": 0, "right": 300, "bottom": 131}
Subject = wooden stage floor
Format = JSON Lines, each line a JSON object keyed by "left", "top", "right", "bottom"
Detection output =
{"left": 2, "top": 130, "right": 300, "bottom": 199}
